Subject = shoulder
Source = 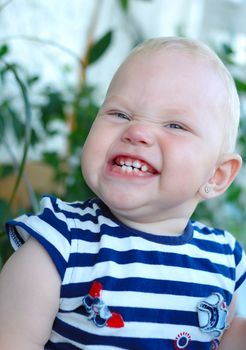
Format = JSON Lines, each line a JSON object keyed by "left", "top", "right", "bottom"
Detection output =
{"left": 6, "top": 196, "right": 102, "bottom": 281}
{"left": 191, "top": 220, "right": 238, "bottom": 250}
{"left": 38, "top": 194, "right": 99, "bottom": 218}
{"left": 191, "top": 220, "right": 246, "bottom": 290}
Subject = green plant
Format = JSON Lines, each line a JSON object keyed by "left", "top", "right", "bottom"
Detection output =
{"left": 0, "top": 16, "right": 116, "bottom": 270}
{"left": 0, "top": 0, "right": 148, "bottom": 270}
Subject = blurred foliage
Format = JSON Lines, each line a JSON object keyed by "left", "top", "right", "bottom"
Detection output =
{"left": 193, "top": 43, "right": 246, "bottom": 245}
{"left": 1, "top": 1, "right": 246, "bottom": 271}
{"left": 0, "top": 23, "right": 112, "bottom": 268}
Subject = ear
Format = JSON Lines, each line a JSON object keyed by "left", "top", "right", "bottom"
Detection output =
{"left": 199, "top": 153, "right": 242, "bottom": 199}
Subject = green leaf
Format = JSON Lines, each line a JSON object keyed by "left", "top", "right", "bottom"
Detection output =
{"left": 226, "top": 183, "right": 241, "bottom": 201}
{"left": 235, "top": 78, "right": 246, "bottom": 93}
{"left": 87, "top": 31, "right": 113, "bottom": 65}
{"left": 2, "top": 63, "right": 32, "bottom": 207}
{"left": 0, "top": 164, "right": 15, "bottom": 179}
{"left": 0, "top": 44, "right": 9, "bottom": 58}
{"left": 119, "top": 0, "right": 128, "bottom": 11}
{"left": 10, "top": 109, "right": 25, "bottom": 141}
{"left": 222, "top": 43, "right": 234, "bottom": 56}
{"left": 40, "top": 89, "right": 66, "bottom": 128}
{"left": 42, "top": 151, "right": 60, "bottom": 169}
{"left": 27, "top": 74, "right": 39, "bottom": 86}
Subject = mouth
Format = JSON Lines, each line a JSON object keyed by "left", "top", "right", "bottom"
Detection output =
{"left": 110, "top": 155, "right": 158, "bottom": 177}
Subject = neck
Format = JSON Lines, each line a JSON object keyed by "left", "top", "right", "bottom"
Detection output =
{"left": 110, "top": 211, "right": 190, "bottom": 236}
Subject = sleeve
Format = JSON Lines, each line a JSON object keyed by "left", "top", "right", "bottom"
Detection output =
{"left": 233, "top": 239, "right": 246, "bottom": 291}
{"left": 5, "top": 195, "right": 72, "bottom": 281}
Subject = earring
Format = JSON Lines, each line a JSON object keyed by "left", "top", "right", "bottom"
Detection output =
{"left": 204, "top": 185, "right": 210, "bottom": 194}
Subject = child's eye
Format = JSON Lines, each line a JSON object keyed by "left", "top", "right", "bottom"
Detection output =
{"left": 115, "top": 112, "right": 130, "bottom": 121}
{"left": 166, "top": 123, "right": 185, "bottom": 130}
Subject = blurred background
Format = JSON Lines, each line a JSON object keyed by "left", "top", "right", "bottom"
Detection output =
{"left": 0, "top": 0, "right": 246, "bottom": 314}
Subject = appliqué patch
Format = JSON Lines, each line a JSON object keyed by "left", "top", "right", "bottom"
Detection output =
{"left": 197, "top": 293, "right": 228, "bottom": 338}
{"left": 82, "top": 281, "right": 124, "bottom": 328}
{"left": 174, "top": 331, "right": 191, "bottom": 349}
{"left": 210, "top": 339, "right": 220, "bottom": 350}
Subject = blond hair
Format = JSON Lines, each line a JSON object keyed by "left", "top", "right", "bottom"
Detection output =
{"left": 125, "top": 37, "right": 240, "bottom": 153}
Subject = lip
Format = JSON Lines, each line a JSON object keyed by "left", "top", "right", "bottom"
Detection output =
{"left": 106, "top": 153, "right": 159, "bottom": 178}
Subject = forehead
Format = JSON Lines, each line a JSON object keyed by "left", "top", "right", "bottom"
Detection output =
{"left": 110, "top": 48, "right": 219, "bottom": 88}
{"left": 107, "top": 48, "right": 226, "bottom": 117}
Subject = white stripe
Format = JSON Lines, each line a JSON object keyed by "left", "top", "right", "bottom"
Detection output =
{"left": 55, "top": 199, "right": 118, "bottom": 229}
{"left": 57, "top": 312, "right": 211, "bottom": 342}
{"left": 67, "top": 261, "right": 235, "bottom": 292}
{"left": 103, "top": 291, "right": 200, "bottom": 311}
{"left": 72, "top": 216, "right": 118, "bottom": 232}
{"left": 193, "top": 228, "right": 236, "bottom": 248}
{"left": 60, "top": 292, "right": 201, "bottom": 313}
{"left": 56, "top": 200, "right": 99, "bottom": 216}
{"left": 40, "top": 197, "right": 116, "bottom": 230}
{"left": 16, "top": 215, "right": 71, "bottom": 262}
{"left": 71, "top": 234, "right": 236, "bottom": 268}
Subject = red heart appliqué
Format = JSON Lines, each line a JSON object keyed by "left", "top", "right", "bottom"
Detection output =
{"left": 107, "top": 312, "right": 125, "bottom": 328}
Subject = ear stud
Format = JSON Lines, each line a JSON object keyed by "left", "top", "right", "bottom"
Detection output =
{"left": 204, "top": 186, "right": 210, "bottom": 194}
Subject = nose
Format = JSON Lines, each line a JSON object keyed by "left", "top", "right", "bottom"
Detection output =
{"left": 121, "top": 123, "right": 155, "bottom": 146}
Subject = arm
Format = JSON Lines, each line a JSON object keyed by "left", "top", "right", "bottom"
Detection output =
{"left": 219, "top": 317, "right": 246, "bottom": 350}
{"left": 0, "top": 237, "right": 61, "bottom": 350}
{"left": 219, "top": 293, "right": 246, "bottom": 350}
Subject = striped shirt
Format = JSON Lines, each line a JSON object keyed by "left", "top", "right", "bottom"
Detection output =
{"left": 6, "top": 195, "right": 246, "bottom": 350}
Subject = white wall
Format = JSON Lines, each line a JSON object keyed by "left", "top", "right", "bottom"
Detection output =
{"left": 1, "top": 0, "right": 246, "bottom": 95}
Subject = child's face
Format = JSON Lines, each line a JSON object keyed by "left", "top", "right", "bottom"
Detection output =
{"left": 81, "top": 49, "right": 226, "bottom": 228}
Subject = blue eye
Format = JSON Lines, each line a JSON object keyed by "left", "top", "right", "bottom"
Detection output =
{"left": 166, "top": 123, "right": 184, "bottom": 130}
{"left": 116, "top": 112, "right": 130, "bottom": 120}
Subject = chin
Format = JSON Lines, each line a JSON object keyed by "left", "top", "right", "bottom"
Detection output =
{"left": 98, "top": 189, "right": 143, "bottom": 212}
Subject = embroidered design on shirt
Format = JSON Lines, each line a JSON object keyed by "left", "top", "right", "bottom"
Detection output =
{"left": 210, "top": 339, "right": 220, "bottom": 350}
{"left": 82, "top": 281, "right": 124, "bottom": 328}
{"left": 197, "top": 293, "right": 228, "bottom": 338}
{"left": 174, "top": 331, "right": 191, "bottom": 349}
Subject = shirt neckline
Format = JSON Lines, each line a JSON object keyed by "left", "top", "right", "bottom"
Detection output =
{"left": 95, "top": 198, "right": 194, "bottom": 246}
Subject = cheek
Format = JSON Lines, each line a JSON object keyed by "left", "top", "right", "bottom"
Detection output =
{"left": 81, "top": 126, "right": 111, "bottom": 180}
{"left": 162, "top": 141, "right": 211, "bottom": 182}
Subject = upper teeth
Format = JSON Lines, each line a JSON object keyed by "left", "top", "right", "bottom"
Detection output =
{"left": 117, "top": 158, "right": 149, "bottom": 172}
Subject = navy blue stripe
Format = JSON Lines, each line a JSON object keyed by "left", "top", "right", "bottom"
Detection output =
{"left": 234, "top": 241, "right": 244, "bottom": 265}
{"left": 45, "top": 341, "right": 79, "bottom": 350}
{"left": 99, "top": 222, "right": 193, "bottom": 246}
{"left": 111, "top": 307, "right": 198, "bottom": 326}
{"left": 192, "top": 222, "right": 225, "bottom": 236}
{"left": 68, "top": 304, "right": 198, "bottom": 327}
{"left": 51, "top": 317, "right": 212, "bottom": 350}
{"left": 46, "top": 195, "right": 102, "bottom": 223}
{"left": 46, "top": 340, "right": 212, "bottom": 350}
{"left": 70, "top": 227, "right": 101, "bottom": 242}
{"left": 68, "top": 248, "right": 234, "bottom": 279}
{"left": 236, "top": 270, "right": 246, "bottom": 290}
{"left": 66, "top": 198, "right": 96, "bottom": 210}
{"left": 72, "top": 224, "right": 233, "bottom": 258}
{"left": 61, "top": 277, "right": 232, "bottom": 303}
{"left": 6, "top": 225, "right": 25, "bottom": 247}
{"left": 191, "top": 237, "right": 233, "bottom": 255}
{"left": 72, "top": 222, "right": 192, "bottom": 245}
{"left": 14, "top": 227, "right": 25, "bottom": 244}
{"left": 38, "top": 208, "right": 71, "bottom": 241}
